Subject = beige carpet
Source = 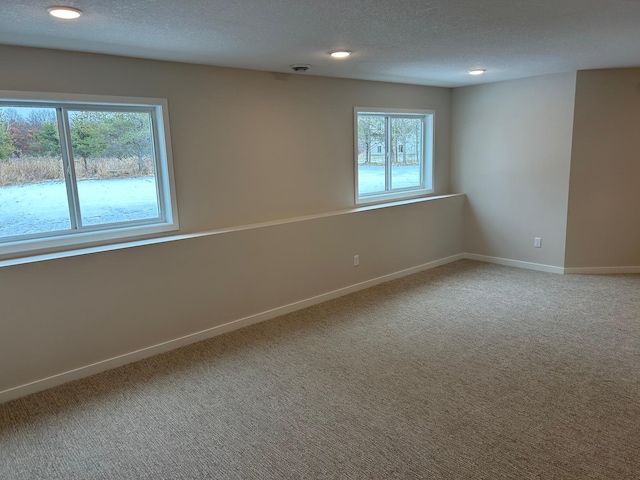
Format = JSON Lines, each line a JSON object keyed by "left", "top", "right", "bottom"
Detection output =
{"left": 1, "top": 260, "right": 639, "bottom": 479}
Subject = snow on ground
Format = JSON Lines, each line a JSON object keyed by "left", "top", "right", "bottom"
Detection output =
{"left": 0, "top": 177, "right": 158, "bottom": 238}
{"left": 358, "top": 164, "right": 423, "bottom": 194}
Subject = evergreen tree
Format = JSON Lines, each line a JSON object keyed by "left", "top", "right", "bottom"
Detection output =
{"left": 32, "top": 122, "right": 61, "bottom": 157}
{"left": 103, "top": 112, "right": 153, "bottom": 172}
{"left": 70, "top": 112, "right": 108, "bottom": 171}
{"left": 0, "top": 111, "right": 15, "bottom": 160}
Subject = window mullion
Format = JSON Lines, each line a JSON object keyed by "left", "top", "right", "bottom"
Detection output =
{"left": 58, "top": 108, "right": 82, "bottom": 230}
{"left": 385, "top": 116, "right": 391, "bottom": 192}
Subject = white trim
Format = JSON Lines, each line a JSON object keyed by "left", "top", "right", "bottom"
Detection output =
{"left": 356, "top": 189, "right": 436, "bottom": 205}
{"left": 0, "top": 90, "right": 170, "bottom": 108}
{"left": 564, "top": 266, "right": 640, "bottom": 275}
{"left": 0, "top": 253, "right": 464, "bottom": 404}
{"left": 1, "top": 194, "right": 463, "bottom": 268}
{"left": 463, "top": 253, "right": 565, "bottom": 274}
{"left": 464, "top": 253, "right": 640, "bottom": 275}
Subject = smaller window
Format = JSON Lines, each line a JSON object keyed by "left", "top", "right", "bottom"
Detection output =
{"left": 355, "top": 107, "right": 434, "bottom": 204}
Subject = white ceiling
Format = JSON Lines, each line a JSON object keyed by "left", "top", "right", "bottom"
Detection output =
{"left": 2, "top": 0, "right": 640, "bottom": 87}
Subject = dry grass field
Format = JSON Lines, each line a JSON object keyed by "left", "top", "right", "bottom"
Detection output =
{"left": 0, "top": 156, "right": 155, "bottom": 187}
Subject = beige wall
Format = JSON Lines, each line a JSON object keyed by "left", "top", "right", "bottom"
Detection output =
{"left": 565, "top": 68, "right": 640, "bottom": 268}
{"left": 0, "top": 46, "right": 462, "bottom": 397}
{"left": 0, "top": 46, "right": 451, "bottom": 230}
{"left": 451, "top": 73, "right": 577, "bottom": 268}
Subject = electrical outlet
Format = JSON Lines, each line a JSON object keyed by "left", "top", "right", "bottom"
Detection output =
{"left": 353, "top": 255, "right": 360, "bottom": 266}
{"left": 534, "top": 237, "right": 542, "bottom": 248}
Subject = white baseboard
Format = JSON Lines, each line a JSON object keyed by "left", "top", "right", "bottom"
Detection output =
{"left": 0, "top": 253, "right": 464, "bottom": 404}
{"left": 464, "top": 253, "right": 640, "bottom": 275}
{"left": 463, "top": 253, "right": 565, "bottom": 274}
{"left": 564, "top": 266, "right": 640, "bottom": 274}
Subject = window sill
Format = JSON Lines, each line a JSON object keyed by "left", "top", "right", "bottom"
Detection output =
{"left": 355, "top": 188, "right": 435, "bottom": 206}
{"left": 0, "top": 194, "right": 463, "bottom": 268}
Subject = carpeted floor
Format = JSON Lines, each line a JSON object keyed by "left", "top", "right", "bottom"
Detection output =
{"left": 1, "top": 260, "right": 639, "bottom": 479}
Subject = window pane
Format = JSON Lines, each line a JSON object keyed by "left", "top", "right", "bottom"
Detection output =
{"left": 357, "top": 115, "right": 386, "bottom": 195}
{"left": 0, "top": 106, "right": 71, "bottom": 238}
{"left": 68, "top": 110, "right": 160, "bottom": 226}
{"left": 391, "top": 117, "right": 422, "bottom": 190}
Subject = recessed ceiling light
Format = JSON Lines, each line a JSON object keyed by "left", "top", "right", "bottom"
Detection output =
{"left": 330, "top": 51, "right": 352, "bottom": 58}
{"left": 468, "top": 69, "right": 486, "bottom": 76}
{"left": 47, "top": 6, "right": 83, "bottom": 19}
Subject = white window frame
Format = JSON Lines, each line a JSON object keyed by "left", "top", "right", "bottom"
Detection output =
{"left": 354, "top": 107, "right": 434, "bottom": 205}
{"left": 0, "top": 91, "right": 179, "bottom": 259}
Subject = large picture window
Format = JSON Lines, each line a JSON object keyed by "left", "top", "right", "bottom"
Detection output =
{"left": 0, "top": 92, "right": 178, "bottom": 258}
{"left": 355, "top": 107, "right": 434, "bottom": 204}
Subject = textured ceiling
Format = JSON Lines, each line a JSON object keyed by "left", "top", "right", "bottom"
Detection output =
{"left": 1, "top": 0, "right": 640, "bottom": 87}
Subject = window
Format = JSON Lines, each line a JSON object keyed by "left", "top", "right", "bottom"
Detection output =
{"left": 0, "top": 91, "right": 178, "bottom": 258}
{"left": 355, "top": 107, "right": 434, "bottom": 204}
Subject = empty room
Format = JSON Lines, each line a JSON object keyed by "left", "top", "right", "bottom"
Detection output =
{"left": 1, "top": 1, "right": 639, "bottom": 478}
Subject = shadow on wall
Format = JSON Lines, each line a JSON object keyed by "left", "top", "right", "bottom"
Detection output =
{"left": 462, "top": 197, "right": 490, "bottom": 255}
